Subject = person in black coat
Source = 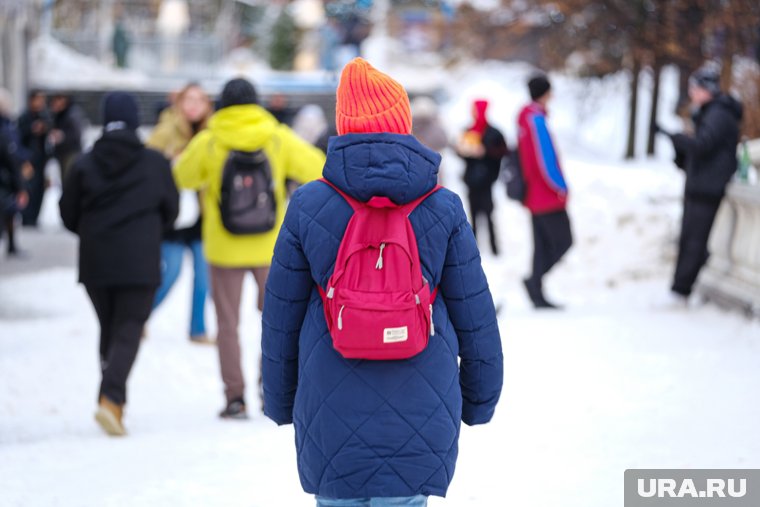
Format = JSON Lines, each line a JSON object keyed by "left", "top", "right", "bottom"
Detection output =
{"left": 49, "top": 94, "right": 85, "bottom": 180}
{"left": 456, "top": 99, "right": 508, "bottom": 256}
{"left": 0, "top": 129, "right": 28, "bottom": 243}
{"left": 17, "top": 90, "right": 52, "bottom": 227}
{"left": 657, "top": 66, "right": 743, "bottom": 300}
{"left": 0, "top": 89, "right": 30, "bottom": 255}
{"left": 59, "top": 92, "right": 179, "bottom": 436}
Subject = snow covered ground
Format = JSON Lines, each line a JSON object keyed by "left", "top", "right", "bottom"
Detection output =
{"left": 2, "top": 60, "right": 759, "bottom": 506}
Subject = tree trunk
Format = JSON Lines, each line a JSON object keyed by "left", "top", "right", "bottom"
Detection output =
{"left": 647, "top": 63, "right": 662, "bottom": 156}
{"left": 625, "top": 57, "right": 641, "bottom": 160}
{"left": 720, "top": 55, "right": 734, "bottom": 92}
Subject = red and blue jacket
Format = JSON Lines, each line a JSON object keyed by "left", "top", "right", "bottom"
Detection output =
{"left": 517, "top": 102, "right": 568, "bottom": 214}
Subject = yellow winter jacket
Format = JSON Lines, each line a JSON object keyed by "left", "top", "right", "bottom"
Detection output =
{"left": 146, "top": 107, "right": 198, "bottom": 159}
{"left": 174, "top": 104, "right": 326, "bottom": 267}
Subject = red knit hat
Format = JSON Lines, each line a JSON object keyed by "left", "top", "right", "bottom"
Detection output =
{"left": 335, "top": 58, "right": 412, "bottom": 136}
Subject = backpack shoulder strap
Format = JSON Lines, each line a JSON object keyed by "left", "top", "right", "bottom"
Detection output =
{"left": 319, "top": 178, "right": 362, "bottom": 212}
{"left": 403, "top": 185, "right": 443, "bottom": 301}
{"left": 400, "top": 184, "right": 443, "bottom": 215}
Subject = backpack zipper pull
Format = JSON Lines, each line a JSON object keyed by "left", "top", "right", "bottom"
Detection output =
{"left": 338, "top": 305, "right": 345, "bottom": 330}
{"left": 375, "top": 243, "right": 386, "bottom": 270}
{"left": 429, "top": 304, "right": 435, "bottom": 336}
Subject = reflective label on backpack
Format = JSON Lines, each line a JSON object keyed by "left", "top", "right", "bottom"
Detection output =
{"left": 383, "top": 326, "right": 408, "bottom": 343}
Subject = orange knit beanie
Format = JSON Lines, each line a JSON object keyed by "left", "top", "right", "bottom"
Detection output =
{"left": 335, "top": 58, "right": 412, "bottom": 136}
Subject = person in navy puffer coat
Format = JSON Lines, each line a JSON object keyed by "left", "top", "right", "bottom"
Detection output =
{"left": 262, "top": 58, "right": 504, "bottom": 506}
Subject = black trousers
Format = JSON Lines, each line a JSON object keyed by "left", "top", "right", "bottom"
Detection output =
{"left": 21, "top": 156, "right": 47, "bottom": 227}
{"left": 530, "top": 210, "right": 573, "bottom": 287}
{"left": 469, "top": 196, "right": 498, "bottom": 255}
{"left": 85, "top": 285, "right": 155, "bottom": 406}
{"left": 672, "top": 196, "right": 722, "bottom": 297}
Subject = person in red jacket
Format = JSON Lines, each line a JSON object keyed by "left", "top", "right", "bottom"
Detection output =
{"left": 517, "top": 75, "right": 572, "bottom": 309}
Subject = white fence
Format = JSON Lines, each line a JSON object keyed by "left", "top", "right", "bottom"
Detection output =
{"left": 699, "top": 139, "right": 760, "bottom": 317}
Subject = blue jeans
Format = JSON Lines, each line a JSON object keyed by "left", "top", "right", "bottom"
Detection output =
{"left": 153, "top": 240, "right": 208, "bottom": 337}
{"left": 316, "top": 496, "right": 427, "bottom": 507}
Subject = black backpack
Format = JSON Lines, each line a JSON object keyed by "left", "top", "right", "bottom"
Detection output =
{"left": 219, "top": 150, "right": 276, "bottom": 235}
{"left": 501, "top": 150, "right": 526, "bottom": 203}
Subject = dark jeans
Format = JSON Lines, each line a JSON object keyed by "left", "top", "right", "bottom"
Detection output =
{"left": 86, "top": 285, "right": 156, "bottom": 406}
{"left": 672, "top": 196, "right": 722, "bottom": 297}
{"left": 529, "top": 209, "right": 573, "bottom": 287}
{"left": 469, "top": 198, "right": 498, "bottom": 255}
{"left": 57, "top": 152, "right": 80, "bottom": 182}
{"left": 21, "top": 157, "right": 47, "bottom": 227}
{"left": 3, "top": 197, "right": 23, "bottom": 253}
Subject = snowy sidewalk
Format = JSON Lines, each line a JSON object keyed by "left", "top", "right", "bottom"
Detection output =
{"left": 0, "top": 228, "right": 77, "bottom": 281}
{"left": 1, "top": 159, "right": 759, "bottom": 507}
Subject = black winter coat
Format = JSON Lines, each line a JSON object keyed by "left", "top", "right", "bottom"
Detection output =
{"left": 60, "top": 128, "right": 179, "bottom": 287}
{"left": 53, "top": 104, "right": 85, "bottom": 160}
{"left": 670, "top": 94, "right": 743, "bottom": 200}
{"left": 461, "top": 125, "right": 508, "bottom": 212}
{"left": 0, "top": 129, "right": 21, "bottom": 202}
{"left": 17, "top": 109, "right": 52, "bottom": 163}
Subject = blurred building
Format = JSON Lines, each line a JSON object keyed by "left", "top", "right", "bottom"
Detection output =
{"left": 0, "top": 0, "right": 34, "bottom": 114}
{"left": 50, "top": 0, "right": 225, "bottom": 77}
{"left": 386, "top": 0, "right": 454, "bottom": 56}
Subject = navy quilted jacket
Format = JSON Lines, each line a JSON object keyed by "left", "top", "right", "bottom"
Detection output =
{"left": 262, "top": 133, "right": 503, "bottom": 499}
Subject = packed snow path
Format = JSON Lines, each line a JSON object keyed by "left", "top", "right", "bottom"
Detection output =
{"left": 1, "top": 157, "right": 758, "bottom": 507}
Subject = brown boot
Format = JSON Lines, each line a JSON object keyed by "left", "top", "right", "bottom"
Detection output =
{"left": 189, "top": 334, "right": 216, "bottom": 346}
{"left": 95, "top": 396, "right": 126, "bottom": 436}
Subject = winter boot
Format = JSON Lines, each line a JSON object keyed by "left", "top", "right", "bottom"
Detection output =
{"left": 95, "top": 396, "right": 126, "bottom": 436}
{"left": 523, "top": 278, "right": 562, "bottom": 310}
{"left": 219, "top": 398, "right": 248, "bottom": 420}
{"left": 189, "top": 334, "right": 216, "bottom": 346}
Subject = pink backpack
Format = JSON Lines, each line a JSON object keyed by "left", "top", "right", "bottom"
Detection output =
{"left": 318, "top": 178, "right": 442, "bottom": 360}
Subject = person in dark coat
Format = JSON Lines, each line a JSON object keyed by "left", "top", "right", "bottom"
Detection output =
{"left": 112, "top": 18, "right": 131, "bottom": 69}
{"left": 17, "top": 90, "right": 52, "bottom": 227}
{"left": 59, "top": 92, "right": 179, "bottom": 437}
{"left": 0, "top": 88, "right": 31, "bottom": 256}
{"left": 456, "top": 99, "right": 507, "bottom": 256}
{"left": 412, "top": 96, "right": 449, "bottom": 184}
{"left": 266, "top": 93, "right": 297, "bottom": 126}
{"left": 0, "top": 126, "right": 28, "bottom": 245}
{"left": 262, "top": 58, "right": 503, "bottom": 506}
{"left": 657, "top": 66, "right": 743, "bottom": 301}
{"left": 49, "top": 93, "right": 85, "bottom": 180}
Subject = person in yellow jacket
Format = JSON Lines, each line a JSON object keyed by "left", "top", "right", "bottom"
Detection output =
{"left": 174, "top": 78, "right": 326, "bottom": 419}
{"left": 146, "top": 83, "right": 214, "bottom": 344}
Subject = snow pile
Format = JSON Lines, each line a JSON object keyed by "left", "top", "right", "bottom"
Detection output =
{"left": 29, "top": 36, "right": 149, "bottom": 90}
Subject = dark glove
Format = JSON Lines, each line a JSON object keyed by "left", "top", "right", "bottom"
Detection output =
{"left": 654, "top": 123, "right": 671, "bottom": 137}
{"left": 674, "top": 151, "right": 686, "bottom": 170}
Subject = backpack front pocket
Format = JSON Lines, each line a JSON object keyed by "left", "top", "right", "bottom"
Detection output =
{"left": 327, "top": 289, "right": 430, "bottom": 360}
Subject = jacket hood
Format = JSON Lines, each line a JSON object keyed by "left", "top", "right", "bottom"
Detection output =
{"left": 92, "top": 128, "right": 144, "bottom": 178}
{"left": 322, "top": 133, "right": 441, "bottom": 204}
{"left": 710, "top": 94, "right": 743, "bottom": 121}
{"left": 208, "top": 104, "right": 278, "bottom": 151}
